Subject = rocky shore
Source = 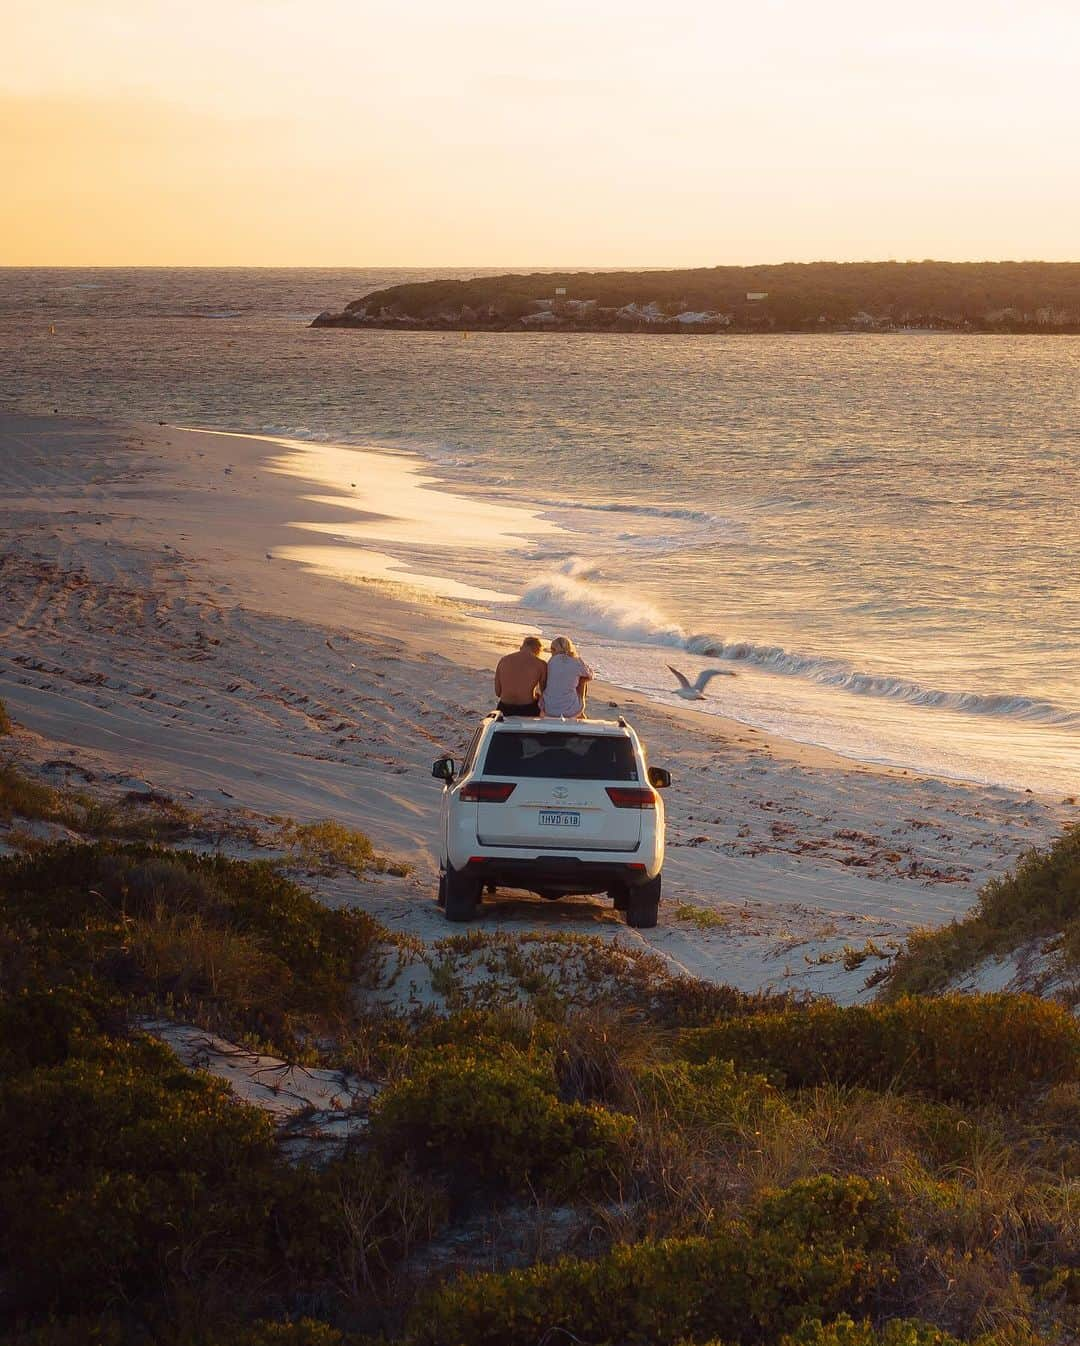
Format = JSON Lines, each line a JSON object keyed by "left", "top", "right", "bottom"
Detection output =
{"left": 311, "top": 260, "right": 1080, "bottom": 334}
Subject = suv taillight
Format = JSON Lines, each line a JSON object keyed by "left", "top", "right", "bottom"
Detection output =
{"left": 605, "top": 787, "right": 656, "bottom": 809}
{"left": 460, "top": 781, "right": 517, "bottom": 802}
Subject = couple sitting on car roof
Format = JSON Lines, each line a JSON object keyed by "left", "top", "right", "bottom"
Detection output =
{"left": 494, "top": 634, "right": 594, "bottom": 720}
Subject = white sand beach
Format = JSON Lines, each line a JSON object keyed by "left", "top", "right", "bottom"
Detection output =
{"left": 1, "top": 415, "right": 1073, "bottom": 1003}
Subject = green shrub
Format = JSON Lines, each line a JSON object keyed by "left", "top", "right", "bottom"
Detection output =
{"left": 0, "top": 983, "right": 124, "bottom": 1074}
{"left": 412, "top": 1005, "right": 554, "bottom": 1057}
{"left": 884, "top": 828, "right": 1080, "bottom": 997}
{"left": 0, "top": 843, "right": 388, "bottom": 1054}
{"left": 677, "top": 995, "right": 1079, "bottom": 1106}
{"left": 370, "top": 1045, "right": 633, "bottom": 1197}
{"left": 899, "top": 1096, "right": 1003, "bottom": 1172}
{"left": 0, "top": 1036, "right": 280, "bottom": 1312}
{"left": 956, "top": 827, "right": 1080, "bottom": 942}
{"left": 649, "top": 976, "right": 801, "bottom": 1029}
{"left": 779, "top": 1316, "right": 962, "bottom": 1346}
{"left": 0, "top": 846, "right": 438, "bottom": 1332}
{"left": 747, "top": 1174, "right": 903, "bottom": 1250}
{"left": 410, "top": 1175, "right": 902, "bottom": 1346}
{"left": 1, "top": 845, "right": 383, "bottom": 984}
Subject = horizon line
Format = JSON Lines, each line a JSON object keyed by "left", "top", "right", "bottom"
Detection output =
{"left": 4, "top": 258, "right": 1080, "bottom": 271}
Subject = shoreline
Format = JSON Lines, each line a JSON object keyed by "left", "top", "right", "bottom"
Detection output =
{"left": 1, "top": 412, "right": 1073, "bottom": 1002}
{"left": 311, "top": 320, "right": 1080, "bottom": 336}
{"left": 210, "top": 427, "right": 959, "bottom": 792}
{"left": 2, "top": 412, "right": 1068, "bottom": 798}
{"left": 245, "top": 426, "right": 1073, "bottom": 798}
{"left": 148, "top": 424, "right": 920, "bottom": 786}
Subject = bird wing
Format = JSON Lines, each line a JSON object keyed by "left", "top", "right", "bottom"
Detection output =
{"left": 667, "top": 664, "right": 692, "bottom": 690}
{"left": 693, "top": 667, "right": 733, "bottom": 691}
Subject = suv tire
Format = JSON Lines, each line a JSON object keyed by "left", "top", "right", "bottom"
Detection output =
{"left": 609, "top": 883, "right": 629, "bottom": 912}
{"left": 444, "top": 863, "right": 480, "bottom": 922}
{"left": 626, "top": 873, "right": 661, "bottom": 928}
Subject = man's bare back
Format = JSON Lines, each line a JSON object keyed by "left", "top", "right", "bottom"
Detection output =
{"left": 494, "top": 637, "right": 548, "bottom": 716}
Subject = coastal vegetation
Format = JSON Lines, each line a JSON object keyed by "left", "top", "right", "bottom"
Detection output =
{"left": 313, "top": 261, "right": 1080, "bottom": 333}
{"left": 283, "top": 817, "right": 412, "bottom": 878}
{"left": 882, "top": 826, "right": 1080, "bottom": 1002}
{"left": 0, "top": 759, "right": 196, "bottom": 841}
{"left": 2, "top": 824, "right": 1079, "bottom": 1345}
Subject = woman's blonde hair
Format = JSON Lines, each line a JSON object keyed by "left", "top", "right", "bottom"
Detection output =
{"left": 549, "top": 635, "right": 578, "bottom": 658}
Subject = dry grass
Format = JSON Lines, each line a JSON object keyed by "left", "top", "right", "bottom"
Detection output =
{"left": 884, "top": 827, "right": 1080, "bottom": 999}
{"left": 911, "top": 1250, "right": 1034, "bottom": 1339}
{"left": 333, "top": 1164, "right": 446, "bottom": 1305}
{"left": 0, "top": 826, "right": 52, "bottom": 855}
{"left": 283, "top": 818, "right": 412, "bottom": 877}
{"left": 587, "top": 1041, "right": 1080, "bottom": 1338}
{"left": 0, "top": 699, "right": 11, "bottom": 736}
{"left": 79, "top": 796, "right": 197, "bottom": 841}
{"left": 0, "top": 760, "right": 197, "bottom": 842}
{"left": 124, "top": 907, "right": 292, "bottom": 1018}
{"left": 672, "top": 903, "right": 732, "bottom": 930}
{"left": 0, "top": 760, "right": 71, "bottom": 825}
{"left": 551, "top": 1008, "right": 664, "bottom": 1106}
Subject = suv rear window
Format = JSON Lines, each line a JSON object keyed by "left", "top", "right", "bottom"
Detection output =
{"left": 483, "top": 732, "right": 639, "bottom": 781}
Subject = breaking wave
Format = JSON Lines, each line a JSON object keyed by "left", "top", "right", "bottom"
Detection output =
{"left": 520, "top": 572, "right": 1076, "bottom": 726}
{"left": 524, "top": 574, "right": 684, "bottom": 646}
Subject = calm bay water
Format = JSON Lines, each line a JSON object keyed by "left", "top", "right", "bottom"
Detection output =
{"left": 1, "top": 267, "right": 1077, "bottom": 792}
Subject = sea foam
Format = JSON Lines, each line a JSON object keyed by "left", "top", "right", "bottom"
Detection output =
{"left": 521, "top": 570, "right": 1076, "bottom": 726}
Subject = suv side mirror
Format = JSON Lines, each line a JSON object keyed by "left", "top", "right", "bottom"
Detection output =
{"left": 431, "top": 756, "right": 456, "bottom": 783}
{"left": 648, "top": 766, "right": 672, "bottom": 789}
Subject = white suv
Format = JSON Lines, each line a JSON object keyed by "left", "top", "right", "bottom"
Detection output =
{"left": 432, "top": 713, "right": 670, "bottom": 927}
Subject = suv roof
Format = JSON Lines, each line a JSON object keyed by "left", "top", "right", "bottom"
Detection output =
{"left": 483, "top": 714, "right": 635, "bottom": 738}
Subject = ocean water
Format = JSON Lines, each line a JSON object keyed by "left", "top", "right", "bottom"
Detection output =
{"left": 1, "top": 267, "right": 1077, "bottom": 793}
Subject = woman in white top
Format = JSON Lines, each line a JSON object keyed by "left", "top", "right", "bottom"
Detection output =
{"left": 540, "top": 636, "right": 594, "bottom": 719}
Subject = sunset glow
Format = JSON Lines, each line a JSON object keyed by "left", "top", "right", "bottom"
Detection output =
{"left": 4, "top": 0, "right": 1080, "bottom": 264}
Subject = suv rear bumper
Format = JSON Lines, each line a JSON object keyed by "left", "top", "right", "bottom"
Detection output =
{"left": 458, "top": 855, "right": 656, "bottom": 897}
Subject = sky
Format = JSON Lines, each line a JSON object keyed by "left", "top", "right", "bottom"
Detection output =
{"left": 3, "top": 0, "right": 1079, "bottom": 265}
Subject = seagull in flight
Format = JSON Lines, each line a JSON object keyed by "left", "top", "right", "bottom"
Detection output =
{"left": 667, "top": 664, "right": 735, "bottom": 699}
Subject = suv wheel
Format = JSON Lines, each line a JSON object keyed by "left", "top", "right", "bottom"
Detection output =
{"left": 608, "top": 883, "right": 629, "bottom": 911}
{"left": 444, "top": 863, "right": 480, "bottom": 922}
{"left": 625, "top": 873, "right": 661, "bottom": 929}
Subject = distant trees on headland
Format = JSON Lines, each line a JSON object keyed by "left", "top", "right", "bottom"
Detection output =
{"left": 311, "top": 261, "right": 1080, "bottom": 333}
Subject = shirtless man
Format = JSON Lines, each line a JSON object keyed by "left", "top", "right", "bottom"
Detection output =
{"left": 494, "top": 636, "right": 547, "bottom": 717}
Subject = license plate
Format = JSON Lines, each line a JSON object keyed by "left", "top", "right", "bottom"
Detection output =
{"left": 538, "top": 810, "right": 580, "bottom": 827}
